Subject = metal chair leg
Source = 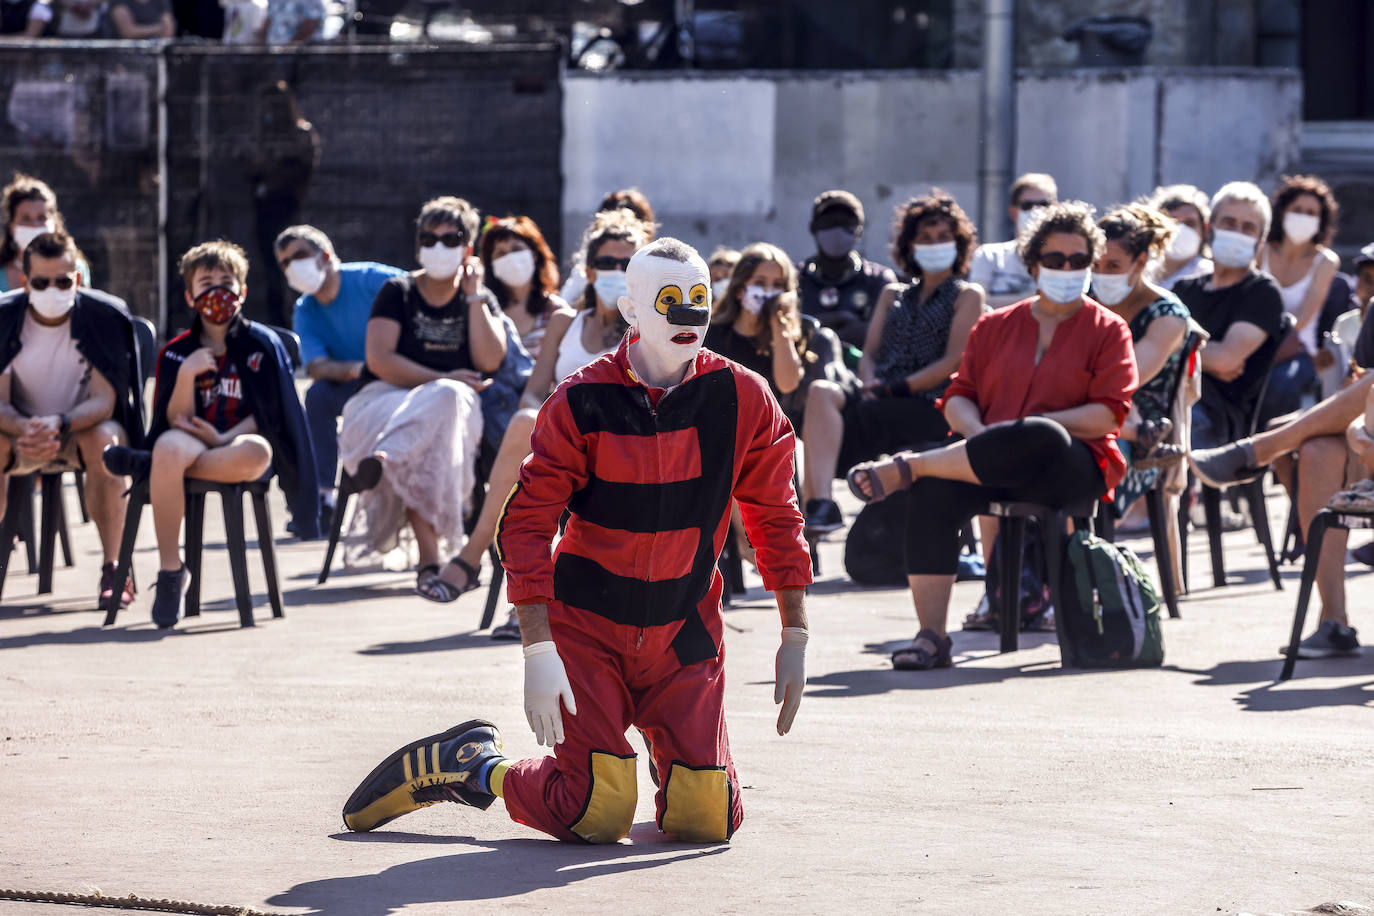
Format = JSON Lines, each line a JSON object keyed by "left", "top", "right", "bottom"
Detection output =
{"left": 1280, "top": 510, "right": 1337, "bottom": 681}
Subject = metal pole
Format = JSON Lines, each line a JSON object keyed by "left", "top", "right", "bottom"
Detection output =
{"left": 978, "top": 0, "right": 1016, "bottom": 243}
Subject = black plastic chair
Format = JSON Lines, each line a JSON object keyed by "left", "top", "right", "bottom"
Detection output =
{"left": 267, "top": 325, "right": 303, "bottom": 373}
{"left": 318, "top": 441, "right": 505, "bottom": 630}
{"left": 1187, "top": 314, "right": 1294, "bottom": 593}
{"left": 0, "top": 471, "right": 77, "bottom": 600}
{"left": 984, "top": 496, "right": 1100, "bottom": 663}
{"left": 1279, "top": 504, "right": 1372, "bottom": 680}
{"left": 103, "top": 476, "right": 283, "bottom": 627}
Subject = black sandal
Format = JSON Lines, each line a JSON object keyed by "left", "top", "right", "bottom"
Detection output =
{"left": 891, "top": 629, "right": 953, "bottom": 670}
{"left": 414, "top": 556, "right": 481, "bottom": 604}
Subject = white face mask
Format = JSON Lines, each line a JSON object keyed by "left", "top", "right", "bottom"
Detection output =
{"left": 1166, "top": 223, "right": 1201, "bottom": 261}
{"left": 741, "top": 284, "right": 774, "bottom": 315}
{"left": 711, "top": 277, "right": 730, "bottom": 301}
{"left": 28, "top": 283, "right": 76, "bottom": 320}
{"left": 1210, "top": 228, "right": 1258, "bottom": 269}
{"left": 592, "top": 270, "right": 628, "bottom": 308}
{"left": 1037, "top": 266, "right": 1090, "bottom": 305}
{"left": 1017, "top": 208, "right": 1041, "bottom": 235}
{"left": 1282, "top": 211, "right": 1321, "bottom": 245}
{"left": 12, "top": 221, "right": 53, "bottom": 253}
{"left": 912, "top": 241, "right": 957, "bottom": 275}
{"left": 418, "top": 243, "right": 466, "bottom": 280}
{"left": 491, "top": 248, "right": 536, "bottom": 288}
{"left": 1091, "top": 271, "right": 1134, "bottom": 306}
{"left": 284, "top": 254, "right": 326, "bottom": 296}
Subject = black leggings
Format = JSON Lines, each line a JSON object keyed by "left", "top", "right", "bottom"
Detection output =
{"left": 904, "top": 417, "right": 1106, "bottom": 575}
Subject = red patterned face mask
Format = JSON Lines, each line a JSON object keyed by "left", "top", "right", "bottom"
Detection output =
{"left": 193, "top": 284, "right": 242, "bottom": 325}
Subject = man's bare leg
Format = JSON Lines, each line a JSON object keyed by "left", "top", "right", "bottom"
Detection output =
{"left": 1297, "top": 436, "right": 1350, "bottom": 627}
{"left": 1251, "top": 373, "right": 1374, "bottom": 465}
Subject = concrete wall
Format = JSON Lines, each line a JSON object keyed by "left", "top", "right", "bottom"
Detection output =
{"left": 561, "top": 67, "right": 1301, "bottom": 270}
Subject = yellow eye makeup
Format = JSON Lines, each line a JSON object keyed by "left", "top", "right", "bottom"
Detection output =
{"left": 656, "top": 284, "right": 683, "bottom": 316}
{"left": 688, "top": 283, "right": 708, "bottom": 307}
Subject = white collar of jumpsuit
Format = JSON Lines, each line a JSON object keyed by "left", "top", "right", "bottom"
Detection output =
{"left": 618, "top": 243, "right": 711, "bottom": 391}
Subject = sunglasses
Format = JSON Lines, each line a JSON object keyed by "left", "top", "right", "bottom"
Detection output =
{"left": 418, "top": 231, "right": 467, "bottom": 249}
{"left": 1038, "top": 252, "right": 1092, "bottom": 270}
{"left": 589, "top": 256, "right": 631, "bottom": 272}
{"left": 1017, "top": 200, "right": 1051, "bottom": 211}
{"left": 28, "top": 274, "right": 76, "bottom": 291}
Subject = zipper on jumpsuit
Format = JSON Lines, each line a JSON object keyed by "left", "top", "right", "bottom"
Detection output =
{"left": 634, "top": 387, "right": 663, "bottom": 651}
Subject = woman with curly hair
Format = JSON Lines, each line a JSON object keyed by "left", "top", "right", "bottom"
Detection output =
{"left": 847, "top": 201, "right": 1138, "bottom": 670}
{"left": 1093, "top": 204, "right": 1191, "bottom": 517}
{"left": 1258, "top": 174, "right": 1342, "bottom": 417}
{"left": 478, "top": 215, "right": 572, "bottom": 359}
{"left": 800, "top": 191, "right": 985, "bottom": 534}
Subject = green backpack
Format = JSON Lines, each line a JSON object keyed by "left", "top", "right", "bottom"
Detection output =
{"left": 1060, "top": 530, "right": 1164, "bottom": 668}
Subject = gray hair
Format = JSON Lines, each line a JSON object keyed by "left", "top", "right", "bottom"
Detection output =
{"left": 641, "top": 237, "right": 697, "bottom": 263}
{"left": 1210, "top": 181, "right": 1272, "bottom": 241}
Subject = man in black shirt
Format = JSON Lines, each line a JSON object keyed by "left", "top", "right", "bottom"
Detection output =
{"left": 796, "top": 190, "right": 896, "bottom": 351}
{"left": 1173, "top": 182, "right": 1285, "bottom": 448}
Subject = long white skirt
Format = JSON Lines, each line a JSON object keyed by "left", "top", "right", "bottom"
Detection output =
{"left": 337, "top": 378, "right": 484, "bottom": 568}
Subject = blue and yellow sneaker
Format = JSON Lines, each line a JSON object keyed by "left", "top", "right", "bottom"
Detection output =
{"left": 342, "top": 719, "right": 504, "bottom": 832}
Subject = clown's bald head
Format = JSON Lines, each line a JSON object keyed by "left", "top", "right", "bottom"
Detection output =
{"left": 619, "top": 237, "right": 710, "bottom": 387}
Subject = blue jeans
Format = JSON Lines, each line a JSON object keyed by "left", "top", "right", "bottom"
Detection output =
{"left": 305, "top": 378, "right": 358, "bottom": 497}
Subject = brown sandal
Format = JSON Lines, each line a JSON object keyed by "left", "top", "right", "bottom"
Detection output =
{"left": 846, "top": 453, "right": 915, "bottom": 505}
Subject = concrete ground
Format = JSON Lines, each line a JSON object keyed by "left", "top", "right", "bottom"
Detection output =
{"left": 1, "top": 479, "right": 1372, "bottom": 916}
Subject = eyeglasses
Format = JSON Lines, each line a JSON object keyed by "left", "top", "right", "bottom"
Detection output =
{"left": 589, "top": 256, "right": 631, "bottom": 272}
{"left": 28, "top": 274, "right": 76, "bottom": 291}
{"left": 1038, "top": 252, "right": 1092, "bottom": 270}
{"left": 418, "top": 231, "right": 467, "bottom": 249}
{"left": 1017, "top": 200, "right": 1051, "bottom": 212}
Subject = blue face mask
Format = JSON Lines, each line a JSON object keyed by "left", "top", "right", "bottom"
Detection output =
{"left": 1037, "top": 267, "right": 1090, "bottom": 305}
{"left": 591, "top": 270, "right": 627, "bottom": 307}
{"left": 912, "top": 241, "right": 957, "bottom": 275}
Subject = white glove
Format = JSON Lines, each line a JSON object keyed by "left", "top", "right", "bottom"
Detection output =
{"left": 523, "top": 641, "right": 577, "bottom": 747}
{"left": 774, "top": 627, "right": 808, "bottom": 736}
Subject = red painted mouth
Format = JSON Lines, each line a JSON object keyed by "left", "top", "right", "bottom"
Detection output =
{"left": 671, "top": 332, "right": 698, "bottom": 344}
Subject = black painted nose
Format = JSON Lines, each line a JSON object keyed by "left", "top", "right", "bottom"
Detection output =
{"left": 667, "top": 305, "right": 709, "bottom": 326}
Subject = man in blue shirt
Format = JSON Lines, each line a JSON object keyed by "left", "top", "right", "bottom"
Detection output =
{"left": 275, "top": 225, "right": 402, "bottom": 527}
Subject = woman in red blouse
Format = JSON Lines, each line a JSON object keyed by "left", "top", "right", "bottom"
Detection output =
{"left": 847, "top": 202, "right": 1138, "bottom": 670}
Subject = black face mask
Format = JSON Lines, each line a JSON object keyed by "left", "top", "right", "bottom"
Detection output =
{"left": 815, "top": 226, "right": 857, "bottom": 258}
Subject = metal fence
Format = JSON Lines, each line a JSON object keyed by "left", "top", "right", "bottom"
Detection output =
{"left": 0, "top": 38, "right": 564, "bottom": 334}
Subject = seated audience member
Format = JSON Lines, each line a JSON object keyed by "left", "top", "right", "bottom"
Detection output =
{"left": 108, "top": 0, "right": 174, "bottom": 36}
{"left": 477, "top": 215, "right": 572, "bottom": 358}
{"left": 1148, "top": 184, "right": 1214, "bottom": 290}
{"left": 1315, "top": 244, "right": 1372, "bottom": 398}
{"left": 1091, "top": 204, "right": 1190, "bottom": 517}
{"left": 847, "top": 202, "right": 1136, "bottom": 670}
{"left": 336, "top": 196, "right": 506, "bottom": 601}
{"left": 801, "top": 192, "right": 984, "bottom": 534}
{"left": 1, "top": 0, "right": 53, "bottom": 35}
{"left": 0, "top": 231, "right": 144, "bottom": 607}
{"left": 40, "top": 0, "right": 106, "bottom": 35}
{"left": 1191, "top": 370, "right": 1374, "bottom": 658}
{"left": 1257, "top": 174, "right": 1342, "bottom": 419}
{"left": 103, "top": 240, "right": 319, "bottom": 628}
{"left": 1, "top": 173, "right": 90, "bottom": 293}
{"left": 708, "top": 246, "right": 740, "bottom": 301}
{"left": 968, "top": 172, "right": 1057, "bottom": 308}
{"left": 1173, "top": 182, "right": 1286, "bottom": 449}
{"left": 276, "top": 225, "right": 403, "bottom": 529}
{"left": 436, "top": 208, "right": 650, "bottom": 639}
{"left": 559, "top": 188, "right": 656, "bottom": 306}
{"left": 796, "top": 189, "right": 897, "bottom": 349}
{"left": 258, "top": 0, "right": 321, "bottom": 43}
{"left": 705, "top": 242, "right": 805, "bottom": 419}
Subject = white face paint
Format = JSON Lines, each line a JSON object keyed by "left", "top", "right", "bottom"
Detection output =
{"left": 620, "top": 242, "right": 711, "bottom": 388}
